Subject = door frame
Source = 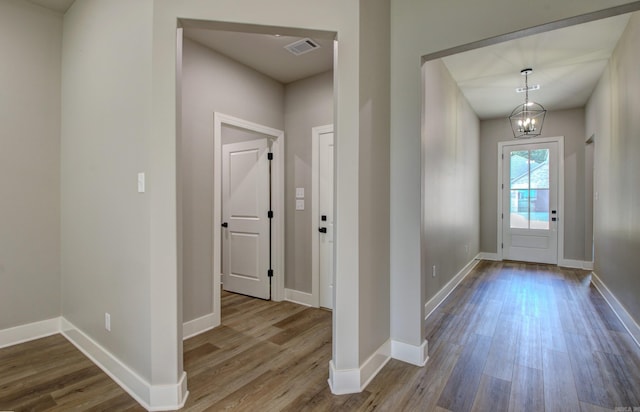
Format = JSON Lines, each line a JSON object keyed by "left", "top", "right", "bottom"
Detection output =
{"left": 311, "top": 124, "right": 334, "bottom": 308}
{"left": 497, "top": 136, "right": 565, "bottom": 263}
{"left": 213, "top": 113, "right": 285, "bottom": 322}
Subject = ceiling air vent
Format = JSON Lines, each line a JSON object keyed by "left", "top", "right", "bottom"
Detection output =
{"left": 284, "top": 38, "right": 320, "bottom": 56}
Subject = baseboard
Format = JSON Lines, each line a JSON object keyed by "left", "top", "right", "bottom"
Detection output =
{"left": 391, "top": 339, "right": 428, "bottom": 367}
{"left": 60, "top": 318, "right": 188, "bottom": 411}
{"left": 183, "top": 313, "right": 218, "bottom": 340}
{"left": 590, "top": 272, "right": 640, "bottom": 347}
{"left": 477, "top": 252, "right": 500, "bottom": 261}
{"left": 424, "top": 257, "right": 481, "bottom": 320}
{"left": 0, "top": 317, "right": 61, "bottom": 349}
{"left": 284, "top": 288, "right": 315, "bottom": 307}
{"left": 328, "top": 339, "right": 391, "bottom": 395}
{"left": 559, "top": 259, "right": 594, "bottom": 270}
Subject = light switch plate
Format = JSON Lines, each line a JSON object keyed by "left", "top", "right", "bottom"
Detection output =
{"left": 137, "top": 172, "right": 145, "bottom": 193}
{"left": 296, "top": 187, "right": 305, "bottom": 199}
{"left": 296, "top": 199, "right": 304, "bottom": 210}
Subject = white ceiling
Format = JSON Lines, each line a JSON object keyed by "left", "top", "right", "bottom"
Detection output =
{"left": 441, "top": 13, "right": 632, "bottom": 120}
{"left": 27, "top": 0, "right": 74, "bottom": 13}
{"left": 184, "top": 28, "right": 334, "bottom": 84}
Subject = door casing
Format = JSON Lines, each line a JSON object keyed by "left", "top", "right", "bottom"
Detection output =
{"left": 497, "top": 136, "right": 565, "bottom": 264}
{"left": 213, "top": 113, "right": 285, "bottom": 327}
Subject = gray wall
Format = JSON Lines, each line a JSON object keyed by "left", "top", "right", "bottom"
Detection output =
{"left": 181, "top": 38, "right": 284, "bottom": 322}
{"left": 61, "top": 0, "right": 154, "bottom": 380}
{"left": 421, "top": 60, "right": 480, "bottom": 304}
{"left": 586, "top": 11, "right": 640, "bottom": 323}
{"left": 284, "top": 71, "right": 333, "bottom": 293}
{"left": 358, "top": 0, "right": 391, "bottom": 364}
{"left": 479, "top": 108, "right": 587, "bottom": 261}
{"left": 0, "top": 0, "right": 61, "bottom": 330}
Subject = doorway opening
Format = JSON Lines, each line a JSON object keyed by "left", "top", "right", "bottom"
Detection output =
{"left": 179, "top": 20, "right": 336, "bottom": 338}
{"left": 215, "top": 113, "right": 285, "bottom": 304}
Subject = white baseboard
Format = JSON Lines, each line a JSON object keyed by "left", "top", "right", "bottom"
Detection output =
{"left": 60, "top": 318, "right": 188, "bottom": 411}
{"left": 328, "top": 339, "right": 391, "bottom": 395}
{"left": 559, "top": 259, "right": 594, "bottom": 270}
{"left": 285, "top": 288, "right": 315, "bottom": 307}
{"left": 477, "top": 252, "right": 500, "bottom": 261}
{"left": 424, "top": 257, "right": 480, "bottom": 320}
{"left": 391, "top": 339, "right": 428, "bottom": 367}
{"left": 0, "top": 317, "right": 61, "bottom": 349}
{"left": 183, "top": 313, "right": 218, "bottom": 340}
{"left": 590, "top": 272, "right": 640, "bottom": 347}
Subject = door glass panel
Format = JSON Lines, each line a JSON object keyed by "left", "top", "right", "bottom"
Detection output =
{"left": 510, "top": 189, "right": 529, "bottom": 228}
{"left": 530, "top": 189, "right": 549, "bottom": 229}
{"left": 509, "top": 149, "right": 550, "bottom": 230}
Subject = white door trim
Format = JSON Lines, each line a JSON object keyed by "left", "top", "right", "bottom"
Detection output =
{"left": 497, "top": 136, "right": 565, "bottom": 263}
{"left": 311, "top": 124, "right": 334, "bottom": 308}
{"left": 213, "top": 113, "right": 285, "bottom": 322}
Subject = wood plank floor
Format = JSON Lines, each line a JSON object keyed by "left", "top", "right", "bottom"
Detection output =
{"left": 2, "top": 260, "right": 640, "bottom": 411}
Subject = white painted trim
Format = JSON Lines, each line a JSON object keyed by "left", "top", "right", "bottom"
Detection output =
{"left": 284, "top": 288, "right": 314, "bottom": 307}
{"left": 311, "top": 124, "right": 334, "bottom": 309}
{"left": 60, "top": 318, "right": 188, "bottom": 411}
{"left": 424, "top": 257, "right": 480, "bottom": 320}
{"left": 328, "top": 339, "right": 391, "bottom": 395}
{"left": 590, "top": 272, "right": 640, "bottom": 347}
{"left": 497, "top": 136, "right": 565, "bottom": 264}
{"left": 477, "top": 252, "right": 500, "bottom": 261}
{"left": 391, "top": 339, "right": 428, "bottom": 367}
{"left": 559, "top": 259, "right": 594, "bottom": 270}
{"left": 0, "top": 317, "right": 61, "bottom": 349}
{"left": 182, "top": 313, "right": 217, "bottom": 340}
{"left": 213, "top": 113, "right": 285, "bottom": 311}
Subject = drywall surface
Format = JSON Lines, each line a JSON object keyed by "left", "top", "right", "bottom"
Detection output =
{"left": 479, "top": 108, "right": 587, "bottom": 260}
{"left": 586, "top": 11, "right": 640, "bottom": 323}
{"left": 181, "top": 38, "right": 284, "bottom": 322}
{"left": 421, "top": 60, "right": 480, "bottom": 306}
{"left": 359, "top": 0, "right": 392, "bottom": 364}
{"left": 284, "top": 71, "right": 333, "bottom": 293}
{"left": 61, "top": 0, "right": 154, "bottom": 381}
{"left": 0, "top": 0, "right": 61, "bottom": 330}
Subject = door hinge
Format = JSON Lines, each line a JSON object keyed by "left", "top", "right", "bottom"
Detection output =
{"left": 501, "top": 243, "right": 504, "bottom": 249}
{"left": 267, "top": 153, "right": 273, "bottom": 160}
{"left": 502, "top": 154, "right": 504, "bottom": 159}
{"left": 501, "top": 213, "right": 503, "bottom": 219}
{"left": 268, "top": 210, "right": 274, "bottom": 219}
{"left": 502, "top": 183, "right": 504, "bottom": 189}
{"left": 268, "top": 269, "right": 274, "bottom": 277}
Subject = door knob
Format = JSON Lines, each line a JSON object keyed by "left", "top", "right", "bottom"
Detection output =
{"left": 318, "top": 227, "right": 327, "bottom": 233}
{"left": 221, "top": 222, "right": 228, "bottom": 228}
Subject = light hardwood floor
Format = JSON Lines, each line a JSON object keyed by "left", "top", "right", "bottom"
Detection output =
{"left": 1, "top": 260, "right": 640, "bottom": 411}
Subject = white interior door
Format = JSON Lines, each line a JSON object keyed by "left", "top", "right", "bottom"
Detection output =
{"left": 222, "top": 138, "right": 270, "bottom": 299}
{"left": 502, "top": 141, "right": 559, "bottom": 264}
{"left": 319, "top": 130, "right": 334, "bottom": 309}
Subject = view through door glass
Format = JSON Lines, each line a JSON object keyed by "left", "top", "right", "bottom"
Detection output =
{"left": 509, "top": 148, "right": 550, "bottom": 230}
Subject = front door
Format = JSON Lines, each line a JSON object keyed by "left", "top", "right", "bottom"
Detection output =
{"left": 502, "top": 140, "right": 559, "bottom": 264}
{"left": 222, "top": 138, "right": 270, "bottom": 299}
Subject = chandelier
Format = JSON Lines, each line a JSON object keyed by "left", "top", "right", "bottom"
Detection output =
{"left": 509, "top": 68, "right": 546, "bottom": 138}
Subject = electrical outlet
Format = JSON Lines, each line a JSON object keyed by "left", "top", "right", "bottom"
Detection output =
{"left": 432, "top": 265, "right": 437, "bottom": 277}
{"left": 105, "top": 313, "right": 111, "bottom": 332}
